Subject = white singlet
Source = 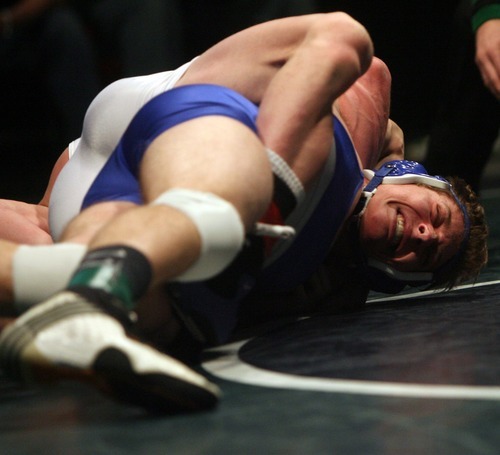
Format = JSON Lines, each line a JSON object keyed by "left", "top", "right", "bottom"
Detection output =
{"left": 49, "top": 60, "right": 194, "bottom": 241}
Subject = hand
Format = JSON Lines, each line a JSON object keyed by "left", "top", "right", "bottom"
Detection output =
{"left": 475, "top": 19, "right": 500, "bottom": 99}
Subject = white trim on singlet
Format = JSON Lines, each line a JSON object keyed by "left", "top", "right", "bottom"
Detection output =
{"left": 263, "top": 141, "right": 337, "bottom": 267}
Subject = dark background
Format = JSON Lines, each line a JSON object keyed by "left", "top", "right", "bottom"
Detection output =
{"left": 0, "top": 0, "right": 460, "bottom": 202}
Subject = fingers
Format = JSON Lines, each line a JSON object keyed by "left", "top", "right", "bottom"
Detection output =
{"left": 475, "top": 20, "right": 500, "bottom": 99}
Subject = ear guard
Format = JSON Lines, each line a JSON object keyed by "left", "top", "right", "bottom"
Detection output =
{"left": 355, "top": 160, "right": 470, "bottom": 293}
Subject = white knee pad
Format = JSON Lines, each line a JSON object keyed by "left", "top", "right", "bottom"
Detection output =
{"left": 13, "top": 243, "right": 87, "bottom": 312}
{"left": 152, "top": 189, "right": 245, "bottom": 282}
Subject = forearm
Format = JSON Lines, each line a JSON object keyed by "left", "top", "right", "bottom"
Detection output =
{"left": 0, "top": 200, "right": 51, "bottom": 245}
{"left": 471, "top": 0, "right": 500, "bottom": 98}
{"left": 256, "top": 13, "right": 373, "bottom": 178}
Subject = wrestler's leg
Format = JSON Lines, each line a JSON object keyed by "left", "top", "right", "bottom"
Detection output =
{"left": 0, "top": 201, "right": 138, "bottom": 309}
{"left": 59, "top": 201, "right": 137, "bottom": 244}
{"left": 0, "top": 116, "right": 271, "bottom": 413}
{"left": 86, "top": 116, "right": 273, "bottom": 285}
{"left": 0, "top": 201, "right": 130, "bottom": 309}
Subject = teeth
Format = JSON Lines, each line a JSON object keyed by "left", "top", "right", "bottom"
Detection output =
{"left": 392, "top": 213, "right": 404, "bottom": 247}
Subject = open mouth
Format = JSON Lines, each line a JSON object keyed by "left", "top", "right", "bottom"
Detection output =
{"left": 391, "top": 212, "right": 404, "bottom": 250}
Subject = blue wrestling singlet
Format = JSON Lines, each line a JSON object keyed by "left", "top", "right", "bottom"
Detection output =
{"left": 169, "top": 116, "right": 364, "bottom": 345}
{"left": 81, "top": 85, "right": 364, "bottom": 346}
{"left": 255, "top": 117, "right": 364, "bottom": 293}
{"left": 82, "top": 84, "right": 259, "bottom": 208}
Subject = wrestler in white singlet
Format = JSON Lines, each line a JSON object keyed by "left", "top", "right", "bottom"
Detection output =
{"left": 49, "top": 60, "right": 194, "bottom": 241}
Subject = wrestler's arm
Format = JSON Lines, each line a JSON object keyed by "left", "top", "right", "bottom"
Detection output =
{"left": 178, "top": 13, "right": 374, "bottom": 187}
{"left": 182, "top": 14, "right": 374, "bottom": 316}
{"left": 0, "top": 143, "right": 68, "bottom": 243}
{"left": 0, "top": 147, "right": 70, "bottom": 311}
{"left": 475, "top": 19, "right": 500, "bottom": 99}
{"left": 0, "top": 200, "right": 51, "bottom": 245}
{"left": 0, "top": 200, "right": 52, "bottom": 310}
{"left": 254, "top": 14, "right": 373, "bottom": 185}
{"left": 471, "top": 0, "right": 500, "bottom": 99}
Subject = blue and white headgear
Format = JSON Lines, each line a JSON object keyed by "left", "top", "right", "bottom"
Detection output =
{"left": 355, "top": 160, "right": 471, "bottom": 293}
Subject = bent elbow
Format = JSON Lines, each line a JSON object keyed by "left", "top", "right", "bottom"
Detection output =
{"left": 310, "top": 12, "right": 374, "bottom": 77}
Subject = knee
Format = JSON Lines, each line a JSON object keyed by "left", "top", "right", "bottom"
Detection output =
{"left": 61, "top": 201, "right": 136, "bottom": 243}
{"left": 151, "top": 189, "right": 246, "bottom": 282}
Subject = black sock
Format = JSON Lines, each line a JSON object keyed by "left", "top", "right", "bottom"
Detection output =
{"left": 68, "top": 245, "right": 153, "bottom": 311}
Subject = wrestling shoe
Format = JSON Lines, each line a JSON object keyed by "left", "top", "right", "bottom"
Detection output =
{"left": 0, "top": 290, "right": 220, "bottom": 413}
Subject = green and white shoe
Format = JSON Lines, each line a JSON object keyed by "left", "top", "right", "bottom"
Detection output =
{"left": 0, "top": 290, "right": 220, "bottom": 413}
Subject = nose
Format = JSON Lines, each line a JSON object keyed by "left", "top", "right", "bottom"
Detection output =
{"left": 415, "top": 222, "right": 438, "bottom": 244}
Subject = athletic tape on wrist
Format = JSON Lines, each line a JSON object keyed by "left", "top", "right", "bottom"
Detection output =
{"left": 152, "top": 189, "right": 245, "bottom": 281}
{"left": 13, "top": 243, "right": 87, "bottom": 312}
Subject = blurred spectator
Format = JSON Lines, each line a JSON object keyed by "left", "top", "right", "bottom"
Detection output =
{"left": 0, "top": 0, "right": 101, "bottom": 200}
{"left": 1, "top": 0, "right": 319, "bottom": 202}
{"left": 424, "top": 0, "right": 500, "bottom": 193}
{"left": 72, "top": 0, "right": 181, "bottom": 81}
{"left": 0, "top": 0, "right": 100, "bottom": 140}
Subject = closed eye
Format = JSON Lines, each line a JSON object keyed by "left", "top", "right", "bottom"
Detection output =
{"left": 433, "top": 203, "right": 446, "bottom": 228}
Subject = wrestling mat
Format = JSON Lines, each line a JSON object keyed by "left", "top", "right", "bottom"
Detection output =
{"left": 2, "top": 188, "right": 500, "bottom": 454}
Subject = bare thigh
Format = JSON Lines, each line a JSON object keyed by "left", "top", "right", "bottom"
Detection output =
{"left": 140, "top": 115, "right": 274, "bottom": 230}
{"left": 60, "top": 201, "right": 138, "bottom": 244}
{"left": 83, "top": 115, "right": 273, "bottom": 284}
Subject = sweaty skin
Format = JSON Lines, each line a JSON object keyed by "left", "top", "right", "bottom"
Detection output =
{"left": 359, "top": 184, "right": 465, "bottom": 272}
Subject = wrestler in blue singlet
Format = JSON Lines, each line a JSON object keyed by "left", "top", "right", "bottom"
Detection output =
{"left": 82, "top": 84, "right": 364, "bottom": 344}
{"left": 82, "top": 84, "right": 259, "bottom": 208}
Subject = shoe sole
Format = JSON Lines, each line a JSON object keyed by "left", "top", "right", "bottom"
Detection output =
{"left": 0, "top": 293, "right": 220, "bottom": 414}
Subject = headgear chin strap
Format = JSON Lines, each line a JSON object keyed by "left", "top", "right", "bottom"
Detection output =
{"left": 356, "top": 160, "right": 471, "bottom": 294}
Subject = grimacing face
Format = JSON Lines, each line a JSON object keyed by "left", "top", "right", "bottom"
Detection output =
{"left": 358, "top": 183, "right": 465, "bottom": 273}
